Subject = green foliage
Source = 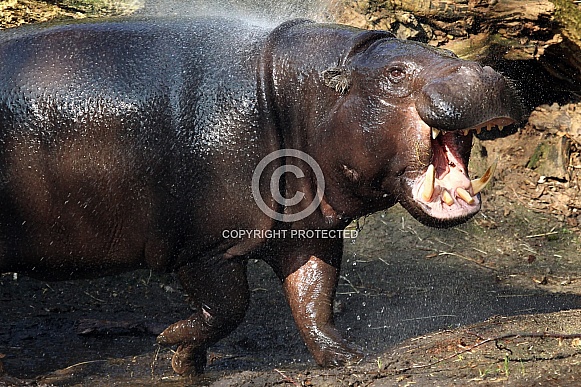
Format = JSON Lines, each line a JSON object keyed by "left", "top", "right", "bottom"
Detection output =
{"left": 552, "top": 0, "right": 581, "bottom": 43}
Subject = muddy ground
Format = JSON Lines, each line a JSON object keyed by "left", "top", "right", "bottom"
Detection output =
{"left": 1, "top": 1, "right": 581, "bottom": 386}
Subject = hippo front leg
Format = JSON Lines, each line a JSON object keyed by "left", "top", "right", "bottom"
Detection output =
{"left": 156, "top": 256, "right": 249, "bottom": 375}
{"left": 283, "top": 252, "right": 363, "bottom": 367}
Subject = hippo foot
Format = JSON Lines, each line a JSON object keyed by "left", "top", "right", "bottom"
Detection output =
{"left": 321, "top": 344, "right": 363, "bottom": 368}
{"left": 156, "top": 320, "right": 207, "bottom": 374}
{"left": 311, "top": 332, "right": 364, "bottom": 367}
{"left": 171, "top": 344, "right": 207, "bottom": 375}
{"left": 156, "top": 320, "right": 208, "bottom": 374}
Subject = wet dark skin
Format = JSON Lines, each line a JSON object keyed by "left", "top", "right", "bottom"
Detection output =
{"left": 0, "top": 17, "right": 521, "bottom": 374}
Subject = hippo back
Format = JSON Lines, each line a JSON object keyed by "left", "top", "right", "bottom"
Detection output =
{"left": 0, "top": 18, "right": 275, "bottom": 278}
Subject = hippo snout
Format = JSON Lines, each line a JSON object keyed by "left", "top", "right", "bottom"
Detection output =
{"left": 416, "top": 63, "right": 522, "bottom": 131}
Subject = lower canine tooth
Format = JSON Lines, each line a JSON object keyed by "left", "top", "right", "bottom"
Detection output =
{"left": 456, "top": 187, "right": 474, "bottom": 204}
{"left": 471, "top": 159, "right": 498, "bottom": 194}
{"left": 442, "top": 190, "right": 454, "bottom": 206}
{"left": 422, "top": 164, "right": 435, "bottom": 201}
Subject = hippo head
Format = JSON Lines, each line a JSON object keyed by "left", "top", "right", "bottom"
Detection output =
{"left": 314, "top": 31, "right": 522, "bottom": 228}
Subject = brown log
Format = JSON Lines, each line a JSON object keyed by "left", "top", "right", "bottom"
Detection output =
{"left": 336, "top": 0, "right": 581, "bottom": 91}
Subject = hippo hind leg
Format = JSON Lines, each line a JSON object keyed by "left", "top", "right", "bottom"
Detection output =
{"left": 157, "top": 256, "right": 249, "bottom": 375}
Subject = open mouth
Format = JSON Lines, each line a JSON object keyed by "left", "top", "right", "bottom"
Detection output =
{"left": 411, "top": 117, "right": 514, "bottom": 221}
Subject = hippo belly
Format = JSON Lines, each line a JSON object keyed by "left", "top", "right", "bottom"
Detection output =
{"left": 0, "top": 17, "right": 521, "bottom": 375}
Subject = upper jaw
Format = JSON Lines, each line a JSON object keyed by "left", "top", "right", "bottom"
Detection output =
{"left": 429, "top": 116, "right": 518, "bottom": 140}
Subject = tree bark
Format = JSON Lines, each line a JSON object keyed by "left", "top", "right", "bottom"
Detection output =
{"left": 337, "top": 0, "right": 581, "bottom": 90}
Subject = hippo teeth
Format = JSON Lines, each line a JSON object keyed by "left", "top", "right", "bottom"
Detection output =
{"left": 421, "top": 164, "right": 436, "bottom": 201}
{"left": 456, "top": 187, "right": 474, "bottom": 204}
{"left": 471, "top": 159, "right": 497, "bottom": 194}
{"left": 441, "top": 189, "right": 454, "bottom": 206}
{"left": 431, "top": 128, "right": 440, "bottom": 140}
{"left": 431, "top": 123, "right": 506, "bottom": 139}
{"left": 420, "top": 160, "right": 497, "bottom": 206}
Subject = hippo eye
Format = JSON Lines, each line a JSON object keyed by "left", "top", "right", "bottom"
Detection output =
{"left": 388, "top": 66, "right": 406, "bottom": 83}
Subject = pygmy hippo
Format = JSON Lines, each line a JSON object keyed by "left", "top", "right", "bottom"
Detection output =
{"left": 0, "top": 17, "right": 521, "bottom": 374}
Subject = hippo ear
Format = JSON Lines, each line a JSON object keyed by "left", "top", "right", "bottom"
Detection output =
{"left": 321, "top": 67, "right": 352, "bottom": 94}
{"left": 321, "top": 30, "right": 393, "bottom": 94}
{"left": 347, "top": 30, "right": 395, "bottom": 58}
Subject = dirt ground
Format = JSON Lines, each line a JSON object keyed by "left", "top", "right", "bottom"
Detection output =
{"left": 1, "top": 1, "right": 581, "bottom": 386}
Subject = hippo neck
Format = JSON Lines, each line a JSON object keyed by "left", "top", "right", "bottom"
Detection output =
{"left": 260, "top": 21, "right": 394, "bottom": 225}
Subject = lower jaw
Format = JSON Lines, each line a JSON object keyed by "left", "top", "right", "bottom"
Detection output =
{"left": 400, "top": 198, "right": 481, "bottom": 228}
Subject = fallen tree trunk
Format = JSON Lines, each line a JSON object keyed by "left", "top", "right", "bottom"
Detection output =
{"left": 337, "top": 0, "right": 581, "bottom": 107}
